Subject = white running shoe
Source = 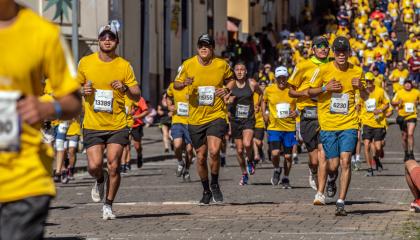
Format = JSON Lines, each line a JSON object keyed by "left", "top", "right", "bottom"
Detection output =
{"left": 309, "top": 170, "right": 317, "bottom": 191}
{"left": 91, "top": 170, "right": 108, "bottom": 203}
{"left": 102, "top": 204, "right": 116, "bottom": 220}
{"left": 313, "top": 192, "right": 326, "bottom": 205}
{"left": 176, "top": 162, "right": 185, "bottom": 177}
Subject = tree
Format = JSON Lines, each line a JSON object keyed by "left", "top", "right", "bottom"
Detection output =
{"left": 43, "top": 0, "right": 72, "bottom": 25}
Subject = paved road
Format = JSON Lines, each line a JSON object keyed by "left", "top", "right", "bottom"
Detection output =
{"left": 45, "top": 123, "right": 420, "bottom": 240}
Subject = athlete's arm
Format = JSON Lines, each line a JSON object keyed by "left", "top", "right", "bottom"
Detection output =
{"left": 289, "top": 85, "right": 309, "bottom": 98}
{"left": 174, "top": 78, "right": 193, "bottom": 90}
{"left": 261, "top": 100, "right": 269, "bottom": 124}
{"left": 166, "top": 96, "right": 175, "bottom": 113}
{"left": 126, "top": 85, "right": 141, "bottom": 102}
{"left": 308, "top": 80, "right": 342, "bottom": 97}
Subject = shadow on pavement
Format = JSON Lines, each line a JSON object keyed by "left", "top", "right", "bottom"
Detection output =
{"left": 121, "top": 173, "right": 164, "bottom": 178}
{"left": 375, "top": 174, "right": 405, "bottom": 177}
{"left": 326, "top": 200, "right": 383, "bottom": 206}
{"left": 49, "top": 206, "right": 74, "bottom": 210}
{"left": 56, "top": 183, "right": 93, "bottom": 188}
{"left": 230, "top": 201, "right": 277, "bottom": 206}
{"left": 45, "top": 237, "right": 84, "bottom": 240}
{"left": 44, "top": 222, "right": 60, "bottom": 226}
{"left": 348, "top": 209, "right": 406, "bottom": 215}
{"left": 117, "top": 212, "right": 190, "bottom": 219}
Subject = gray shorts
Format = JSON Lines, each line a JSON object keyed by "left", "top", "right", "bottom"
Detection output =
{"left": 83, "top": 128, "right": 130, "bottom": 149}
{"left": 0, "top": 196, "right": 51, "bottom": 240}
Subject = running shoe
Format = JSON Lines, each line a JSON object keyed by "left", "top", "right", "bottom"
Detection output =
{"left": 68, "top": 167, "right": 75, "bottom": 180}
{"left": 326, "top": 178, "right": 337, "bottom": 198}
{"left": 164, "top": 148, "right": 169, "bottom": 153}
{"left": 374, "top": 157, "right": 383, "bottom": 172}
{"left": 121, "top": 164, "right": 127, "bottom": 174}
{"left": 53, "top": 173, "right": 61, "bottom": 183}
{"left": 210, "top": 184, "right": 224, "bottom": 203}
{"left": 410, "top": 199, "right": 420, "bottom": 212}
{"left": 335, "top": 201, "right": 347, "bottom": 216}
{"left": 182, "top": 171, "right": 191, "bottom": 182}
{"left": 239, "top": 173, "right": 249, "bottom": 186}
{"left": 199, "top": 191, "right": 212, "bottom": 205}
{"left": 293, "top": 156, "right": 299, "bottom": 164}
{"left": 247, "top": 160, "right": 255, "bottom": 175}
{"left": 313, "top": 192, "right": 326, "bottom": 205}
{"left": 61, "top": 170, "right": 69, "bottom": 184}
{"left": 366, "top": 168, "right": 374, "bottom": 177}
{"left": 126, "top": 163, "right": 131, "bottom": 171}
{"left": 220, "top": 156, "right": 226, "bottom": 167}
{"left": 91, "top": 170, "right": 108, "bottom": 203}
{"left": 309, "top": 170, "right": 318, "bottom": 191}
{"left": 404, "top": 152, "right": 410, "bottom": 162}
{"left": 281, "top": 178, "right": 291, "bottom": 189}
{"left": 102, "top": 204, "right": 116, "bottom": 220}
{"left": 137, "top": 154, "right": 143, "bottom": 169}
{"left": 176, "top": 161, "right": 185, "bottom": 177}
{"left": 409, "top": 152, "right": 415, "bottom": 161}
{"left": 271, "top": 169, "right": 281, "bottom": 186}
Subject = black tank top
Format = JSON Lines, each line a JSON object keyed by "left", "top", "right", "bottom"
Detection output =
{"left": 230, "top": 80, "right": 254, "bottom": 120}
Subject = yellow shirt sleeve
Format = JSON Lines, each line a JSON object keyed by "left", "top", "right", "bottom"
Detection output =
{"left": 124, "top": 64, "right": 138, "bottom": 87}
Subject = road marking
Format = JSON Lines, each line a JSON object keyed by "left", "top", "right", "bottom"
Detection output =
{"left": 84, "top": 201, "right": 199, "bottom": 206}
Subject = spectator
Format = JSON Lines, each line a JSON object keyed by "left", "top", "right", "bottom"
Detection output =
{"left": 390, "top": 31, "right": 402, "bottom": 65}
{"left": 407, "top": 49, "right": 420, "bottom": 85}
{"left": 337, "top": 5, "right": 350, "bottom": 27}
{"left": 144, "top": 101, "right": 157, "bottom": 127}
{"left": 242, "top": 36, "right": 258, "bottom": 77}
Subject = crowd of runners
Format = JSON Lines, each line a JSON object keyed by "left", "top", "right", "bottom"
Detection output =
{"left": 1, "top": 0, "right": 420, "bottom": 239}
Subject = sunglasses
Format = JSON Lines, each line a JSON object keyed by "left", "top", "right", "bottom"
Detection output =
{"left": 314, "top": 43, "right": 329, "bottom": 49}
{"left": 198, "top": 44, "right": 212, "bottom": 49}
{"left": 99, "top": 34, "right": 117, "bottom": 42}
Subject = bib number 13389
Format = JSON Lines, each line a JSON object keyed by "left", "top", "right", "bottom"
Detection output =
{"left": 0, "top": 91, "right": 21, "bottom": 152}
{"left": 94, "top": 89, "right": 114, "bottom": 113}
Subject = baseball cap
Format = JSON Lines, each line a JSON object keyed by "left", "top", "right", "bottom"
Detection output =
{"left": 275, "top": 66, "right": 289, "bottom": 78}
{"left": 313, "top": 36, "right": 329, "bottom": 48}
{"left": 98, "top": 24, "right": 118, "bottom": 38}
{"left": 365, "top": 72, "right": 375, "bottom": 81}
{"left": 197, "top": 34, "right": 215, "bottom": 47}
{"left": 332, "top": 36, "right": 350, "bottom": 52}
{"left": 367, "top": 42, "right": 373, "bottom": 48}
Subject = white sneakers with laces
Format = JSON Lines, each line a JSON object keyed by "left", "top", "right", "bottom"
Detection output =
{"left": 102, "top": 204, "right": 116, "bottom": 220}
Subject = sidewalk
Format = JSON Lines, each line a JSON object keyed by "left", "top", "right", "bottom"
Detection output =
{"left": 73, "top": 126, "right": 175, "bottom": 172}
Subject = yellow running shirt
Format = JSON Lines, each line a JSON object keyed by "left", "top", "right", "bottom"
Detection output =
{"left": 77, "top": 52, "right": 138, "bottom": 131}
{"left": 390, "top": 69, "right": 410, "bottom": 92}
{"left": 0, "top": 8, "right": 80, "bottom": 202}
{"left": 360, "top": 87, "right": 389, "bottom": 128}
{"left": 263, "top": 84, "right": 297, "bottom": 131}
{"left": 310, "top": 62, "right": 365, "bottom": 131}
{"left": 253, "top": 92, "right": 265, "bottom": 129}
{"left": 124, "top": 95, "right": 136, "bottom": 128}
{"left": 67, "top": 119, "right": 81, "bottom": 136}
{"left": 393, "top": 89, "right": 420, "bottom": 120}
{"left": 175, "top": 56, "right": 233, "bottom": 125}
{"left": 166, "top": 82, "right": 189, "bottom": 125}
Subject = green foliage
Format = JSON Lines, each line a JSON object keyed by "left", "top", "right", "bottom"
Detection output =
{"left": 43, "top": 0, "right": 72, "bottom": 23}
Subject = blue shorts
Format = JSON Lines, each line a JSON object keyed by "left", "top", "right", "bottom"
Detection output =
{"left": 171, "top": 123, "right": 192, "bottom": 145}
{"left": 267, "top": 130, "right": 297, "bottom": 154}
{"left": 320, "top": 129, "right": 358, "bottom": 159}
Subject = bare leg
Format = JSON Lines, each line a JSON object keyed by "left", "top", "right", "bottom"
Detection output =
{"left": 105, "top": 143, "right": 125, "bottom": 201}
{"left": 338, "top": 152, "right": 352, "bottom": 201}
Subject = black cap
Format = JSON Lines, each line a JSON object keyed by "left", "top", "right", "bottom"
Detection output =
{"left": 313, "top": 36, "right": 329, "bottom": 47}
{"left": 197, "top": 34, "right": 215, "bottom": 47}
{"left": 332, "top": 36, "right": 351, "bottom": 52}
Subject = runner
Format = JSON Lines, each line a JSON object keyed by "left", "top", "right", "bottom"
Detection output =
{"left": 65, "top": 118, "right": 82, "bottom": 180}
{"left": 404, "top": 158, "right": 420, "bottom": 212}
{"left": 288, "top": 36, "right": 330, "bottom": 193}
{"left": 359, "top": 73, "right": 390, "bottom": 176}
{"left": 392, "top": 79, "right": 420, "bottom": 161}
{"left": 78, "top": 25, "right": 140, "bottom": 219}
{"left": 0, "top": 2, "right": 81, "bottom": 239}
{"left": 262, "top": 66, "right": 298, "bottom": 189}
{"left": 121, "top": 96, "right": 136, "bottom": 173}
{"left": 157, "top": 93, "right": 172, "bottom": 153}
{"left": 174, "top": 34, "right": 234, "bottom": 204}
{"left": 131, "top": 96, "right": 149, "bottom": 169}
{"left": 167, "top": 81, "right": 194, "bottom": 181}
{"left": 389, "top": 62, "right": 410, "bottom": 94}
{"left": 309, "top": 36, "right": 366, "bottom": 216}
{"left": 253, "top": 80, "right": 268, "bottom": 164}
{"left": 228, "top": 62, "right": 261, "bottom": 185}
{"left": 53, "top": 120, "right": 70, "bottom": 183}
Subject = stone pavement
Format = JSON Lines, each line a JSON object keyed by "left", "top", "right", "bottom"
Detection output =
{"left": 45, "top": 123, "right": 420, "bottom": 240}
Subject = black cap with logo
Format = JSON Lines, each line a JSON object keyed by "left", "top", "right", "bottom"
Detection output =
{"left": 313, "top": 36, "right": 329, "bottom": 48}
{"left": 332, "top": 36, "right": 351, "bottom": 52}
{"left": 197, "top": 34, "right": 215, "bottom": 47}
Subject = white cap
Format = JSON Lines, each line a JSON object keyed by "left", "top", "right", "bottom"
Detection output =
{"left": 275, "top": 66, "right": 288, "bottom": 78}
{"left": 367, "top": 42, "right": 373, "bottom": 48}
{"left": 98, "top": 24, "right": 118, "bottom": 37}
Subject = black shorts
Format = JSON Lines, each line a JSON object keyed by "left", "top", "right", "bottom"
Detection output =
{"left": 0, "top": 196, "right": 51, "bottom": 240}
{"left": 188, "top": 118, "right": 228, "bottom": 149}
{"left": 362, "top": 125, "right": 386, "bottom": 141}
{"left": 397, "top": 116, "right": 417, "bottom": 132}
{"left": 131, "top": 126, "right": 144, "bottom": 142}
{"left": 230, "top": 119, "right": 255, "bottom": 139}
{"left": 254, "top": 128, "right": 265, "bottom": 141}
{"left": 83, "top": 128, "right": 130, "bottom": 149}
{"left": 300, "top": 118, "right": 320, "bottom": 152}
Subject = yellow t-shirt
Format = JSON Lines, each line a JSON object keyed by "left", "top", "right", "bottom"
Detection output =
{"left": 288, "top": 58, "right": 326, "bottom": 110}
{"left": 388, "top": 2, "right": 399, "bottom": 17}
{"left": 404, "top": 40, "right": 419, "bottom": 60}
{"left": 358, "top": 5, "right": 370, "bottom": 16}
{"left": 336, "top": 27, "right": 349, "bottom": 37}
{"left": 374, "top": 46, "right": 389, "bottom": 61}
{"left": 360, "top": 87, "right": 389, "bottom": 128}
{"left": 354, "top": 17, "right": 367, "bottom": 34}
{"left": 175, "top": 56, "right": 233, "bottom": 125}
{"left": 124, "top": 95, "right": 136, "bottom": 128}
{"left": 374, "top": 26, "right": 388, "bottom": 38}
{"left": 383, "top": 39, "right": 394, "bottom": 60}
{"left": 166, "top": 82, "right": 189, "bottom": 125}
{"left": 348, "top": 55, "right": 361, "bottom": 66}
{"left": 363, "top": 49, "right": 376, "bottom": 66}
{"left": 402, "top": 8, "right": 415, "bottom": 23}
{"left": 263, "top": 84, "right": 296, "bottom": 131}
{"left": 0, "top": 8, "right": 80, "bottom": 202}
{"left": 77, "top": 52, "right": 138, "bottom": 131}
{"left": 310, "top": 62, "right": 364, "bottom": 131}
{"left": 393, "top": 89, "right": 420, "bottom": 120}
{"left": 352, "top": 40, "right": 366, "bottom": 53}
{"left": 370, "top": 19, "right": 380, "bottom": 30}
{"left": 253, "top": 92, "right": 265, "bottom": 129}
{"left": 390, "top": 69, "right": 410, "bottom": 92}
{"left": 67, "top": 119, "right": 81, "bottom": 136}
{"left": 258, "top": 71, "right": 275, "bottom": 82}
{"left": 374, "top": 74, "right": 385, "bottom": 88}
{"left": 288, "top": 39, "right": 300, "bottom": 50}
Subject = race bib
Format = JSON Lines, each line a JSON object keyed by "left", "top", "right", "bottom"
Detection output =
{"left": 276, "top": 103, "right": 290, "bottom": 118}
{"left": 408, "top": 49, "right": 414, "bottom": 56}
{"left": 0, "top": 91, "right": 21, "bottom": 151}
{"left": 236, "top": 104, "right": 250, "bottom": 118}
{"left": 405, "top": 103, "right": 415, "bottom": 113}
{"left": 399, "top": 77, "right": 406, "bottom": 85}
{"left": 177, "top": 102, "right": 189, "bottom": 116}
{"left": 94, "top": 89, "right": 113, "bottom": 113}
{"left": 367, "top": 57, "right": 373, "bottom": 64}
{"left": 405, "top": 13, "right": 412, "bottom": 19}
{"left": 358, "top": 23, "right": 364, "bottom": 29}
{"left": 330, "top": 93, "right": 349, "bottom": 114}
{"left": 198, "top": 86, "right": 215, "bottom": 106}
{"left": 365, "top": 98, "right": 376, "bottom": 112}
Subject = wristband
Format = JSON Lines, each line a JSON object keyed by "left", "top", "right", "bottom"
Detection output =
{"left": 53, "top": 101, "right": 63, "bottom": 119}
{"left": 321, "top": 86, "right": 327, "bottom": 92}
